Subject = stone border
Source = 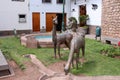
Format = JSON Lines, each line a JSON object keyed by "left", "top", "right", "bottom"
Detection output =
{"left": 20, "top": 33, "right": 53, "bottom": 48}
{"left": 20, "top": 33, "right": 66, "bottom": 48}
{"left": 0, "top": 50, "right": 14, "bottom": 78}
{"left": 0, "top": 66, "right": 15, "bottom": 79}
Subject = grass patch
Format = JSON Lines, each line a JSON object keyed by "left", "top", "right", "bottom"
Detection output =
{"left": 100, "top": 45, "right": 120, "bottom": 57}
{"left": 0, "top": 37, "right": 120, "bottom": 75}
{"left": 71, "top": 39, "right": 120, "bottom": 76}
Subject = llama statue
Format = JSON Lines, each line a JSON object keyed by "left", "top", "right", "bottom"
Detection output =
{"left": 64, "top": 33, "right": 85, "bottom": 75}
{"left": 52, "top": 16, "right": 78, "bottom": 58}
{"left": 52, "top": 16, "right": 73, "bottom": 58}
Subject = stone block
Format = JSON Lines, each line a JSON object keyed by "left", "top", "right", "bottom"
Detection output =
{"left": 26, "top": 37, "right": 38, "bottom": 48}
{"left": 0, "top": 50, "right": 9, "bottom": 71}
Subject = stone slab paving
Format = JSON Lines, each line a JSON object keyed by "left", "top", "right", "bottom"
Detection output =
{"left": 29, "top": 54, "right": 120, "bottom": 80}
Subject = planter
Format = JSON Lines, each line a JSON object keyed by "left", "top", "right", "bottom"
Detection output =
{"left": 81, "top": 26, "right": 89, "bottom": 34}
{"left": 83, "top": 27, "right": 89, "bottom": 34}
{"left": 77, "top": 27, "right": 89, "bottom": 34}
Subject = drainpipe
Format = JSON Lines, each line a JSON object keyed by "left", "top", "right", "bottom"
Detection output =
{"left": 62, "top": 0, "right": 65, "bottom": 32}
{"left": 13, "top": 28, "right": 17, "bottom": 37}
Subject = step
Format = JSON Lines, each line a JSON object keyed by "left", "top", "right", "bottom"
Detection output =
{"left": 0, "top": 50, "right": 14, "bottom": 78}
{"left": 0, "top": 50, "right": 9, "bottom": 71}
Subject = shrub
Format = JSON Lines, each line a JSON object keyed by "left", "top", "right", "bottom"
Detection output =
{"left": 100, "top": 45, "right": 120, "bottom": 57}
{"left": 79, "top": 15, "right": 89, "bottom": 26}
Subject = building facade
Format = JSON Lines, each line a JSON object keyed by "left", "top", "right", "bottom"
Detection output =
{"left": 70, "top": 0, "right": 102, "bottom": 34}
{"left": 0, "top": 0, "right": 30, "bottom": 35}
{"left": 0, "top": 0, "right": 120, "bottom": 41}
{"left": 30, "top": 0, "right": 71, "bottom": 32}
{"left": 0, "top": 0, "right": 102, "bottom": 35}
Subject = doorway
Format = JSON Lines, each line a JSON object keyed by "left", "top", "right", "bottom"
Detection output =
{"left": 56, "top": 13, "right": 66, "bottom": 31}
{"left": 56, "top": 13, "right": 62, "bottom": 31}
{"left": 46, "top": 13, "right": 66, "bottom": 32}
{"left": 79, "top": 5, "right": 87, "bottom": 26}
{"left": 46, "top": 13, "right": 56, "bottom": 32}
{"left": 80, "top": 5, "right": 86, "bottom": 15}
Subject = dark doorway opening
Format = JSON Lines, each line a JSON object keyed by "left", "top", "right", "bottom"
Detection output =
{"left": 80, "top": 5, "right": 86, "bottom": 15}
{"left": 79, "top": 5, "right": 87, "bottom": 26}
{"left": 56, "top": 13, "right": 62, "bottom": 31}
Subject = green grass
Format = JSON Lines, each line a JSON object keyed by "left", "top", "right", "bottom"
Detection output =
{"left": 71, "top": 39, "right": 120, "bottom": 76}
{"left": 0, "top": 36, "right": 120, "bottom": 76}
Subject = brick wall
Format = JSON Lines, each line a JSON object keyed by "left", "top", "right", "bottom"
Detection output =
{"left": 102, "top": 0, "right": 120, "bottom": 38}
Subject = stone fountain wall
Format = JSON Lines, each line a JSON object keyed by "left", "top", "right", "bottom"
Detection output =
{"left": 102, "top": 0, "right": 120, "bottom": 38}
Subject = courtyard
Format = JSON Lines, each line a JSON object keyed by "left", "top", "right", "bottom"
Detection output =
{"left": 0, "top": 0, "right": 120, "bottom": 80}
{"left": 0, "top": 34, "right": 120, "bottom": 80}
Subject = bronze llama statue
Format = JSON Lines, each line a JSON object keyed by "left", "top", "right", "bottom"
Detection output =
{"left": 64, "top": 33, "right": 85, "bottom": 75}
{"left": 52, "top": 16, "right": 72, "bottom": 58}
{"left": 52, "top": 16, "right": 78, "bottom": 58}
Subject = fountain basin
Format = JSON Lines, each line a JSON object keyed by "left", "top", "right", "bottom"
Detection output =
{"left": 20, "top": 33, "right": 66, "bottom": 48}
{"left": 20, "top": 33, "right": 53, "bottom": 48}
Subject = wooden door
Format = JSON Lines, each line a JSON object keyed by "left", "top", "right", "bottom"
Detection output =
{"left": 46, "top": 13, "right": 56, "bottom": 32}
{"left": 32, "top": 13, "right": 40, "bottom": 32}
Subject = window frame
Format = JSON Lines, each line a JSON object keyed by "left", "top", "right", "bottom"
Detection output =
{"left": 18, "top": 14, "right": 27, "bottom": 23}
{"left": 57, "top": 0, "right": 65, "bottom": 4}
{"left": 12, "top": 0, "right": 25, "bottom": 2}
{"left": 42, "top": 0, "right": 51, "bottom": 3}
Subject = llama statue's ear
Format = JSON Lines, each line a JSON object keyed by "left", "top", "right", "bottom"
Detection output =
{"left": 56, "top": 16, "right": 58, "bottom": 18}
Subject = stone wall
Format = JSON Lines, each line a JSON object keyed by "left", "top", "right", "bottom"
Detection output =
{"left": 102, "top": 0, "right": 120, "bottom": 38}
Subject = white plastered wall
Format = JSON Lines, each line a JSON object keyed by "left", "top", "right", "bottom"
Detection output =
{"left": 30, "top": 0, "right": 71, "bottom": 30}
{"left": 70, "top": 0, "right": 102, "bottom": 26}
{"left": 0, "top": 0, "right": 30, "bottom": 31}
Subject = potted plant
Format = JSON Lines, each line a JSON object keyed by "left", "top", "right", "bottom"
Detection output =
{"left": 79, "top": 15, "right": 89, "bottom": 34}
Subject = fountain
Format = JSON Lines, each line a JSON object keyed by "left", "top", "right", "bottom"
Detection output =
{"left": 20, "top": 33, "right": 66, "bottom": 48}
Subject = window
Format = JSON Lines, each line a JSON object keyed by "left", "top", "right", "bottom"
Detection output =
{"left": 42, "top": 0, "right": 51, "bottom": 3}
{"left": 19, "top": 14, "right": 26, "bottom": 23}
{"left": 57, "top": 0, "right": 65, "bottom": 4}
{"left": 12, "top": 0, "right": 25, "bottom": 2}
